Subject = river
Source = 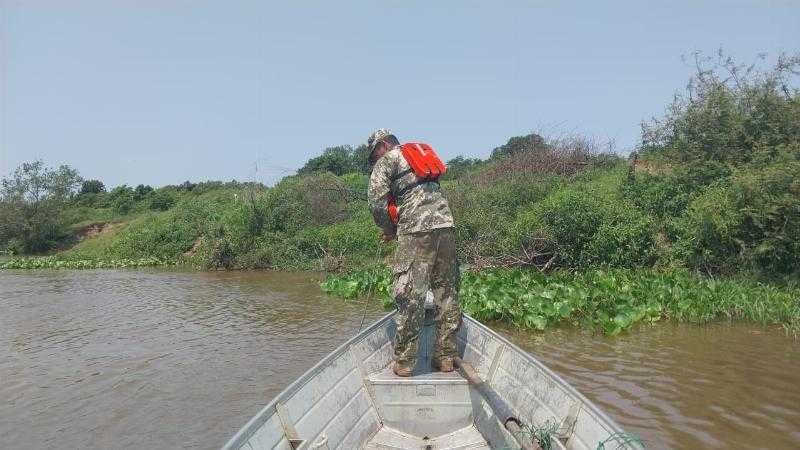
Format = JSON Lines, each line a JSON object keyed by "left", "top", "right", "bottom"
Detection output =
{"left": 1, "top": 269, "right": 798, "bottom": 449}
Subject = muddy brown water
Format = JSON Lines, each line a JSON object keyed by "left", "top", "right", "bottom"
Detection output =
{"left": 1, "top": 270, "right": 798, "bottom": 449}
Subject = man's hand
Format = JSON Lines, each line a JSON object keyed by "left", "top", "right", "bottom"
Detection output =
{"left": 380, "top": 231, "right": 396, "bottom": 242}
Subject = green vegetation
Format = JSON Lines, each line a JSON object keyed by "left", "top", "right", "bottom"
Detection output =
{"left": 322, "top": 267, "right": 800, "bottom": 335}
{"left": 1, "top": 51, "right": 798, "bottom": 334}
{"left": 0, "top": 256, "right": 172, "bottom": 270}
{"left": 297, "top": 144, "right": 371, "bottom": 176}
{"left": 630, "top": 51, "right": 800, "bottom": 280}
{"left": 0, "top": 161, "right": 82, "bottom": 253}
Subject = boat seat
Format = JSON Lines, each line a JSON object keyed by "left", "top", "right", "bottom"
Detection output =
{"left": 367, "top": 367, "right": 475, "bottom": 440}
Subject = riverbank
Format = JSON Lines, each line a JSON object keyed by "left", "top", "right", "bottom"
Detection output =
{"left": 3, "top": 156, "right": 799, "bottom": 336}
{"left": 3, "top": 55, "right": 798, "bottom": 336}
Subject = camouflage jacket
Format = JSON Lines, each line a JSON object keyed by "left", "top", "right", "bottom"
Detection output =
{"left": 368, "top": 146, "right": 455, "bottom": 236}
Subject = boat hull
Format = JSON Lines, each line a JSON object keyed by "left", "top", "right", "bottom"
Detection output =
{"left": 222, "top": 313, "right": 638, "bottom": 450}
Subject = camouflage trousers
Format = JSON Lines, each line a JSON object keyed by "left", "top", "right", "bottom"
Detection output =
{"left": 391, "top": 227, "right": 462, "bottom": 368}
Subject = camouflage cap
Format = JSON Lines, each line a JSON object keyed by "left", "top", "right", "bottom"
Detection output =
{"left": 367, "top": 128, "right": 395, "bottom": 153}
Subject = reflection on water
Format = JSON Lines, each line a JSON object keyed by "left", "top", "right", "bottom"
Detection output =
{"left": 1, "top": 269, "right": 799, "bottom": 449}
{"left": 0, "top": 269, "right": 384, "bottom": 450}
{"left": 497, "top": 322, "right": 800, "bottom": 449}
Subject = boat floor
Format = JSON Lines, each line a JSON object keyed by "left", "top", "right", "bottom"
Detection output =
{"left": 363, "top": 366, "right": 491, "bottom": 449}
{"left": 365, "top": 425, "right": 490, "bottom": 450}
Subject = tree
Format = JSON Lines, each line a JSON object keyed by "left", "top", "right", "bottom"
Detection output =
{"left": 298, "top": 145, "right": 364, "bottom": 176}
{"left": 149, "top": 189, "right": 176, "bottom": 211}
{"left": 108, "top": 185, "right": 135, "bottom": 214}
{"left": 641, "top": 50, "right": 800, "bottom": 165}
{"left": 178, "top": 180, "right": 196, "bottom": 192}
{"left": 351, "top": 144, "right": 371, "bottom": 174}
{"left": 445, "top": 155, "right": 483, "bottom": 179}
{"left": 134, "top": 184, "right": 154, "bottom": 201}
{"left": 80, "top": 179, "right": 106, "bottom": 194}
{"left": 490, "top": 133, "right": 546, "bottom": 159}
{"left": 0, "top": 161, "right": 82, "bottom": 253}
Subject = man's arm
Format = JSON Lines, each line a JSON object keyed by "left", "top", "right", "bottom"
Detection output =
{"left": 368, "top": 154, "right": 396, "bottom": 238}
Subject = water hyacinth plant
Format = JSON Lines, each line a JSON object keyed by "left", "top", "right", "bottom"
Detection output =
{"left": 320, "top": 265, "right": 394, "bottom": 309}
{"left": 0, "top": 256, "right": 176, "bottom": 270}
{"left": 321, "top": 267, "right": 800, "bottom": 335}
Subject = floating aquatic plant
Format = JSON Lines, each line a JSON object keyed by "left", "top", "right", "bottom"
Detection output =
{"left": 322, "top": 267, "right": 800, "bottom": 335}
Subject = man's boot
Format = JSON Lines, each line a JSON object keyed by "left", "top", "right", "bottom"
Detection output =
{"left": 393, "top": 362, "right": 413, "bottom": 377}
{"left": 432, "top": 357, "right": 454, "bottom": 373}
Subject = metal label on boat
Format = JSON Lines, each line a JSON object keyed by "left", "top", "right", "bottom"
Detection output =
{"left": 416, "top": 385, "right": 436, "bottom": 396}
{"left": 415, "top": 407, "right": 435, "bottom": 419}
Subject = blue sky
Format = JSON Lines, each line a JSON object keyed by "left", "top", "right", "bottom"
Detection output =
{"left": 1, "top": 1, "right": 798, "bottom": 187}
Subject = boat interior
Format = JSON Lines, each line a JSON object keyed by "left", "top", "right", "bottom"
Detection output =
{"left": 224, "top": 312, "right": 631, "bottom": 450}
{"left": 362, "top": 329, "right": 502, "bottom": 450}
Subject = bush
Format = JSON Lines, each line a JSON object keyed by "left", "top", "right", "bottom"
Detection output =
{"left": 108, "top": 186, "right": 136, "bottom": 215}
{"left": 642, "top": 52, "right": 800, "bottom": 164}
{"left": 621, "top": 172, "right": 691, "bottom": 219}
{"left": 444, "top": 155, "right": 483, "bottom": 179}
{"left": 297, "top": 144, "right": 369, "bottom": 175}
{"left": 134, "top": 184, "right": 153, "bottom": 201}
{"left": 80, "top": 179, "right": 105, "bottom": 194}
{"left": 671, "top": 156, "right": 800, "bottom": 277}
{"left": 149, "top": 190, "right": 176, "bottom": 211}
{"left": 490, "top": 133, "right": 546, "bottom": 159}
{"left": 587, "top": 211, "right": 656, "bottom": 268}
{"left": 511, "top": 182, "right": 655, "bottom": 269}
{"left": 293, "top": 211, "right": 383, "bottom": 264}
{"left": 261, "top": 177, "right": 314, "bottom": 234}
{"left": 108, "top": 212, "right": 199, "bottom": 258}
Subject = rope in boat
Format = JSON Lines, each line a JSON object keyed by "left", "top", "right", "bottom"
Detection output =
{"left": 595, "top": 432, "right": 645, "bottom": 449}
{"left": 498, "top": 422, "right": 645, "bottom": 450}
{"left": 522, "top": 421, "right": 559, "bottom": 450}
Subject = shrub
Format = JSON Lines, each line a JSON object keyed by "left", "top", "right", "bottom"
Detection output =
{"left": 149, "top": 190, "right": 176, "bottom": 211}
{"left": 109, "top": 212, "right": 199, "bottom": 258}
{"left": 134, "top": 184, "right": 153, "bottom": 200}
{"left": 587, "top": 210, "right": 656, "bottom": 268}
{"left": 671, "top": 156, "right": 800, "bottom": 277}
{"left": 621, "top": 172, "right": 691, "bottom": 219}
{"left": 733, "top": 158, "right": 800, "bottom": 276}
{"left": 80, "top": 179, "right": 106, "bottom": 194}
{"left": 642, "top": 51, "right": 800, "bottom": 165}
{"left": 297, "top": 144, "right": 370, "bottom": 175}
{"left": 296, "top": 173, "right": 352, "bottom": 225}
{"left": 511, "top": 183, "right": 655, "bottom": 269}
{"left": 490, "top": 133, "right": 546, "bottom": 159}
{"left": 108, "top": 186, "right": 136, "bottom": 215}
{"left": 444, "top": 155, "right": 484, "bottom": 179}
{"left": 292, "top": 211, "right": 383, "bottom": 265}
{"left": 260, "top": 177, "right": 313, "bottom": 234}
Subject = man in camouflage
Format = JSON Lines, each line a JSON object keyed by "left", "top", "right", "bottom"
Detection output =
{"left": 366, "top": 128, "right": 462, "bottom": 377}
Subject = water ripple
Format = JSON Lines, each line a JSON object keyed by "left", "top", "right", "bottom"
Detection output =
{"left": 0, "top": 269, "right": 383, "bottom": 450}
{"left": 499, "top": 322, "right": 800, "bottom": 449}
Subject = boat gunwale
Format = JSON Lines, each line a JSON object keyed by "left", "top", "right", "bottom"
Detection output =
{"left": 222, "top": 312, "right": 629, "bottom": 449}
{"left": 461, "top": 315, "right": 628, "bottom": 439}
{"left": 221, "top": 312, "right": 396, "bottom": 450}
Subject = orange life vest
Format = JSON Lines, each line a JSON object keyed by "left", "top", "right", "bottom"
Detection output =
{"left": 387, "top": 143, "right": 447, "bottom": 225}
